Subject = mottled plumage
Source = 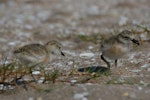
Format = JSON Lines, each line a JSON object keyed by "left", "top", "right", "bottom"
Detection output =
{"left": 14, "top": 40, "right": 65, "bottom": 67}
{"left": 101, "top": 30, "right": 139, "bottom": 68}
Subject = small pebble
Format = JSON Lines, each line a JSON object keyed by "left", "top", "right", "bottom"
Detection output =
{"left": 119, "top": 16, "right": 128, "bottom": 26}
{"left": 67, "top": 61, "right": 74, "bottom": 65}
{"left": 122, "top": 92, "right": 129, "bottom": 96}
{"left": 28, "top": 97, "right": 34, "bottom": 100}
{"left": 71, "top": 80, "right": 77, "bottom": 83}
{"left": 147, "top": 68, "right": 150, "bottom": 72}
{"left": 138, "top": 86, "right": 143, "bottom": 91}
{"left": 88, "top": 46, "right": 93, "bottom": 50}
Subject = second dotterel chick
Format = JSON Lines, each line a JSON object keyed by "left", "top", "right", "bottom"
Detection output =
{"left": 13, "top": 40, "right": 65, "bottom": 67}
{"left": 100, "top": 30, "right": 139, "bottom": 68}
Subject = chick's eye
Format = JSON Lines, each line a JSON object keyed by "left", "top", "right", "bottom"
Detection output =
{"left": 51, "top": 51, "right": 55, "bottom": 54}
{"left": 124, "top": 36, "right": 129, "bottom": 39}
{"left": 58, "top": 46, "right": 61, "bottom": 49}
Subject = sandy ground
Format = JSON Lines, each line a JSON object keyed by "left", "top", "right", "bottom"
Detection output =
{"left": 0, "top": 0, "right": 150, "bottom": 100}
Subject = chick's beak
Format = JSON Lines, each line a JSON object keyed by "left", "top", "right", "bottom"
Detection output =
{"left": 132, "top": 39, "right": 140, "bottom": 45}
{"left": 61, "top": 51, "right": 65, "bottom": 56}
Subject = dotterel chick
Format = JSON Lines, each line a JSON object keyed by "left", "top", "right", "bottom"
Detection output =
{"left": 100, "top": 30, "right": 139, "bottom": 68}
{"left": 13, "top": 40, "right": 65, "bottom": 67}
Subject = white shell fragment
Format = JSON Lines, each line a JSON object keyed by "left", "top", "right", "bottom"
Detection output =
{"left": 74, "top": 92, "right": 89, "bottom": 100}
{"left": 80, "top": 52, "right": 94, "bottom": 58}
{"left": 32, "top": 71, "right": 41, "bottom": 75}
{"left": 141, "top": 64, "right": 149, "bottom": 68}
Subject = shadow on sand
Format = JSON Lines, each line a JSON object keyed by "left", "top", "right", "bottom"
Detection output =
{"left": 78, "top": 66, "right": 110, "bottom": 75}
